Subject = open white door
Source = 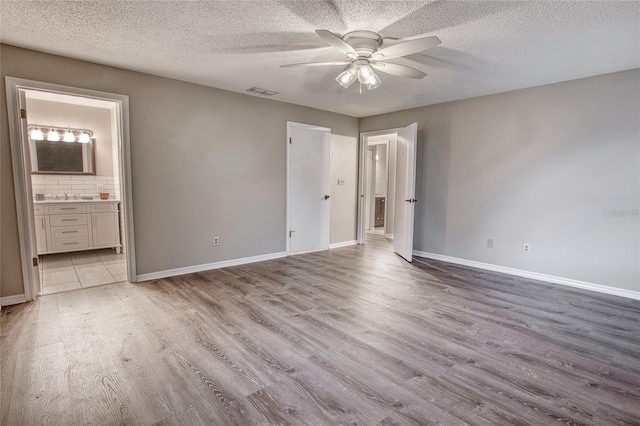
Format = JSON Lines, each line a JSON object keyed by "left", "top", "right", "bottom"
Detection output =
{"left": 393, "top": 122, "right": 418, "bottom": 262}
{"left": 287, "top": 122, "right": 331, "bottom": 254}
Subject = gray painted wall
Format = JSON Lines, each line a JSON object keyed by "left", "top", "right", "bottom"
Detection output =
{"left": 1, "top": 44, "right": 358, "bottom": 297}
{"left": 361, "top": 69, "right": 640, "bottom": 293}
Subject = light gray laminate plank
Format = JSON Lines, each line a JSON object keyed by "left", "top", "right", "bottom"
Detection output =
{"left": 2, "top": 235, "right": 639, "bottom": 425}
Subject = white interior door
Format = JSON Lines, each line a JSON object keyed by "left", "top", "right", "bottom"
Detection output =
{"left": 287, "top": 123, "right": 330, "bottom": 254}
{"left": 393, "top": 122, "right": 418, "bottom": 262}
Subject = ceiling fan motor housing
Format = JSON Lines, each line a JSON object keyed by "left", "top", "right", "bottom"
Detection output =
{"left": 343, "top": 30, "right": 383, "bottom": 58}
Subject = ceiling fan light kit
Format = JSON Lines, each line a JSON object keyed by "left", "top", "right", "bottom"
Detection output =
{"left": 336, "top": 67, "right": 358, "bottom": 88}
{"left": 282, "top": 29, "right": 440, "bottom": 92}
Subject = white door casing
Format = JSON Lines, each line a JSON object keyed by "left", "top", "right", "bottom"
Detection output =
{"left": 286, "top": 122, "right": 331, "bottom": 254}
{"left": 365, "top": 149, "right": 374, "bottom": 231}
{"left": 5, "top": 77, "right": 136, "bottom": 302}
{"left": 393, "top": 123, "right": 418, "bottom": 262}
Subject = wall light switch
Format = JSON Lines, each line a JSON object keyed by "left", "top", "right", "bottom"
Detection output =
{"left": 337, "top": 178, "right": 346, "bottom": 185}
{"left": 487, "top": 239, "right": 494, "bottom": 248}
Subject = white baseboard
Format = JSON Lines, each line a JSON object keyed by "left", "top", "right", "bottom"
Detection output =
{"left": 0, "top": 294, "right": 27, "bottom": 306}
{"left": 329, "top": 240, "right": 357, "bottom": 249}
{"left": 413, "top": 250, "right": 640, "bottom": 300}
{"left": 385, "top": 234, "right": 394, "bottom": 239}
{"left": 136, "top": 251, "right": 287, "bottom": 282}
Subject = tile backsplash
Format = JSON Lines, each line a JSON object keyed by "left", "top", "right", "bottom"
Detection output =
{"left": 32, "top": 175, "right": 120, "bottom": 200}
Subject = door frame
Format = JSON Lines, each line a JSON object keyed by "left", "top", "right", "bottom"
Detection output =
{"left": 365, "top": 148, "right": 374, "bottom": 232}
{"left": 5, "top": 77, "right": 137, "bottom": 301}
{"left": 366, "top": 140, "right": 390, "bottom": 235}
{"left": 285, "top": 121, "right": 331, "bottom": 255}
{"left": 357, "top": 128, "right": 402, "bottom": 244}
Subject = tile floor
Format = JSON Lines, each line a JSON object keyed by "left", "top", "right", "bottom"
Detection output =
{"left": 39, "top": 249, "right": 127, "bottom": 295}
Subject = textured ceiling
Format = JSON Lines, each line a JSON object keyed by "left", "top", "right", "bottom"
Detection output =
{"left": 1, "top": 1, "right": 639, "bottom": 118}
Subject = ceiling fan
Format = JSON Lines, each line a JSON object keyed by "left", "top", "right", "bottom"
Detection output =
{"left": 281, "top": 30, "right": 441, "bottom": 91}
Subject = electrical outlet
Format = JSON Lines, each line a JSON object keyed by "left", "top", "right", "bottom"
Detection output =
{"left": 213, "top": 236, "right": 220, "bottom": 246}
{"left": 487, "top": 239, "right": 494, "bottom": 248}
{"left": 523, "top": 243, "right": 530, "bottom": 253}
{"left": 337, "top": 178, "right": 345, "bottom": 185}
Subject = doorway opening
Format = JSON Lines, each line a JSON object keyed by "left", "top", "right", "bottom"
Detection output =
{"left": 6, "top": 77, "right": 135, "bottom": 301}
{"left": 359, "top": 131, "right": 398, "bottom": 244}
{"left": 358, "top": 124, "right": 418, "bottom": 262}
{"left": 364, "top": 134, "right": 395, "bottom": 239}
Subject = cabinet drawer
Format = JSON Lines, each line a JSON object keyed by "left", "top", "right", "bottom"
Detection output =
{"left": 50, "top": 214, "right": 88, "bottom": 227}
{"left": 51, "top": 226, "right": 89, "bottom": 239}
{"left": 51, "top": 237, "right": 89, "bottom": 252}
{"left": 90, "top": 203, "right": 116, "bottom": 213}
{"left": 33, "top": 204, "right": 46, "bottom": 214}
{"left": 49, "top": 204, "right": 88, "bottom": 214}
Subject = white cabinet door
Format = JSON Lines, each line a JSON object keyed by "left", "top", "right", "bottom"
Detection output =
{"left": 35, "top": 214, "right": 48, "bottom": 254}
{"left": 91, "top": 212, "right": 117, "bottom": 248}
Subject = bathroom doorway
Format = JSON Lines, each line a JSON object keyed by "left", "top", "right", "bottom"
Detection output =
{"left": 358, "top": 125, "right": 418, "bottom": 261}
{"left": 362, "top": 132, "right": 397, "bottom": 240}
{"left": 6, "top": 77, "right": 136, "bottom": 301}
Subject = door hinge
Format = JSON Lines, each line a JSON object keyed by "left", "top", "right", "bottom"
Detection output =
{"left": 33, "top": 257, "right": 38, "bottom": 267}
{"left": 289, "top": 137, "right": 292, "bottom": 144}
{"left": 20, "top": 109, "right": 27, "bottom": 119}
{"left": 289, "top": 230, "right": 295, "bottom": 237}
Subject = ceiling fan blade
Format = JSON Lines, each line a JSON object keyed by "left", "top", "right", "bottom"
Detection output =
{"left": 371, "top": 62, "right": 427, "bottom": 79}
{"left": 372, "top": 36, "right": 441, "bottom": 60}
{"left": 315, "top": 30, "right": 358, "bottom": 56}
{"left": 280, "top": 61, "right": 350, "bottom": 68}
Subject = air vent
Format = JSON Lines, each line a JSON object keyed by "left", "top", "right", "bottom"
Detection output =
{"left": 246, "top": 87, "right": 278, "bottom": 96}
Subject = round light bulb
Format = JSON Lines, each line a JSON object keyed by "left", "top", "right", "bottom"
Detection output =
{"left": 78, "top": 131, "right": 91, "bottom": 143}
{"left": 47, "top": 128, "right": 60, "bottom": 141}
{"left": 30, "top": 127, "right": 44, "bottom": 140}
{"left": 63, "top": 128, "right": 75, "bottom": 142}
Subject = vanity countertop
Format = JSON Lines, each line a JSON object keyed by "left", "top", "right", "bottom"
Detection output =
{"left": 34, "top": 199, "right": 120, "bottom": 204}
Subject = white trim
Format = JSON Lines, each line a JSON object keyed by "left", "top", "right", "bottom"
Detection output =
{"left": 413, "top": 250, "right": 640, "bottom": 300}
{"left": 329, "top": 240, "right": 357, "bottom": 249}
{"left": 0, "top": 294, "right": 27, "bottom": 307}
{"left": 385, "top": 234, "right": 394, "bottom": 239}
{"left": 4, "top": 77, "right": 137, "bottom": 303}
{"left": 5, "top": 79, "right": 37, "bottom": 300}
{"left": 136, "top": 251, "right": 287, "bottom": 282}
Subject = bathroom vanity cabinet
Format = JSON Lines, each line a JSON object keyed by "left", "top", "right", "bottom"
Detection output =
{"left": 34, "top": 200, "right": 121, "bottom": 255}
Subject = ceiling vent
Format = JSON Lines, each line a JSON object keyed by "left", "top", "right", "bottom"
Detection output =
{"left": 246, "top": 87, "right": 278, "bottom": 96}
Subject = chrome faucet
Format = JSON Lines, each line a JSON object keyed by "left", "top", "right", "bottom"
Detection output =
{"left": 64, "top": 191, "right": 69, "bottom": 200}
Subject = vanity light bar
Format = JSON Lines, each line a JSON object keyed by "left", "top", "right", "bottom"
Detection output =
{"left": 28, "top": 124, "right": 94, "bottom": 142}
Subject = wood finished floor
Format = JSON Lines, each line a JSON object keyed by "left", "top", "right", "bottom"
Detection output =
{"left": 1, "top": 235, "right": 639, "bottom": 425}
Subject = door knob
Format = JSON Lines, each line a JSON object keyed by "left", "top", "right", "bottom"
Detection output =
{"left": 324, "top": 195, "right": 330, "bottom": 200}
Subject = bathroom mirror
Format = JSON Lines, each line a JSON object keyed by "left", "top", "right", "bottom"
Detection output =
{"left": 30, "top": 138, "right": 95, "bottom": 175}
